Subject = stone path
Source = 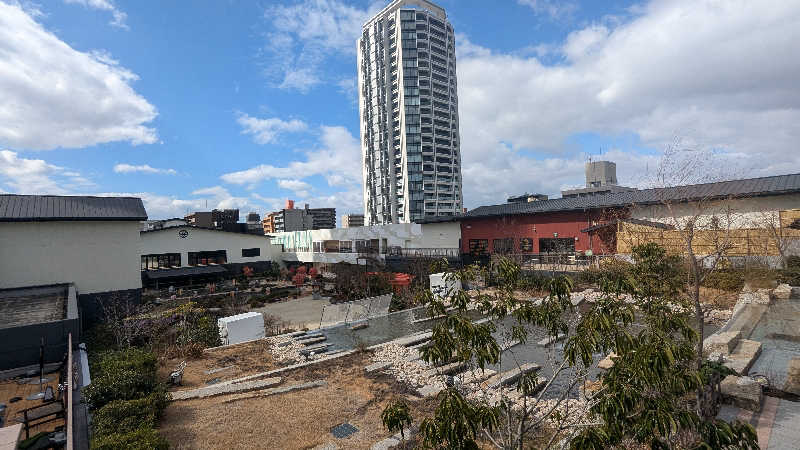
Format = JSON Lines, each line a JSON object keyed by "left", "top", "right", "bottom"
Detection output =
{"left": 486, "top": 363, "right": 540, "bottom": 389}
{"left": 171, "top": 376, "right": 282, "bottom": 400}
{"left": 717, "top": 396, "right": 800, "bottom": 449}
{"left": 221, "top": 380, "right": 327, "bottom": 404}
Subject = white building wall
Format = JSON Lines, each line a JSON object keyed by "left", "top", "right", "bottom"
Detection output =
{"left": 139, "top": 226, "right": 282, "bottom": 266}
{"left": 631, "top": 194, "right": 800, "bottom": 228}
{"left": 0, "top": 221, "right": 142, "bottom": 294}
{"left": 419, "top": 222, "right": 460, "bottom": 248}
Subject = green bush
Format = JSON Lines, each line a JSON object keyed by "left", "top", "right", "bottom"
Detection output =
{"left": 84, "top": 369, "right": 159, "bottom": 410}
{"left": 90, "top": 427, "right": 169, "bottom": 450}
{"left": 94, "top": 347, "right": 157, "bottom": 376}
{"left": 91, "top": 390, "right": 170, "bottom": 437}
{"left": 702, "top": 270, "right": 745, "bottom": 292}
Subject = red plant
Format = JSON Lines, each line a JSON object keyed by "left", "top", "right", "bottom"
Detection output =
{"left": 308, "top": 267, "right": 318, "bottom": 279}
{"left": 242, "top": 266, "right": 254, "bottom": 277}
{"left": 293, "top": 272, "right": 306, "bottom": 287}
{"left": 297, "top": 265, "right": 308, "bottom": 275}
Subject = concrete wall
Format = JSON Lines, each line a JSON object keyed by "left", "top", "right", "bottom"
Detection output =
{"left": 419, "top": 222, "right": 461, "bottom": 248}
{"left": 0, "top": 221, "right": 142, "bottom": 294}
{"left": 140, "top": 226, "right": 282, "bottom": 266}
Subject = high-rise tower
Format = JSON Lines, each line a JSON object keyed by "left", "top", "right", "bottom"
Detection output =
{"left": 358, "top": 0, "right": 463, "bottom": 225}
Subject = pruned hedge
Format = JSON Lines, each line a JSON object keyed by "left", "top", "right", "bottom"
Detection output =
{"left": 91, "top": 390, "right": 169, "bottom": 437}
{"left": 90, "top": 427, "right": 169, "bottom": 450}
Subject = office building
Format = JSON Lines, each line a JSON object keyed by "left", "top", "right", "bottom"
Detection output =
{"left": 358, "top": 0, "right": 463, "bottom": 225}
{"left": 246, "top": 212, "right": 262, "bottom": 234}
{"left": 265, "top": 201, "right": 337, "bottom": 233}
{"left": 185, "top": 209, "right": 240, "bottom": 229}
{"left": 342, "top": 214, "right": 365, "bottom": 228}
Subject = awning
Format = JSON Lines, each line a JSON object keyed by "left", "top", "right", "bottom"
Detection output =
{"left": 143, "top": 265, "right": 227, "bottom": 280}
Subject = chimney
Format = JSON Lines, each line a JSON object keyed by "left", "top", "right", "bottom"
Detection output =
{"left": 286, "top": 199, "right": 294, "bottom": 209}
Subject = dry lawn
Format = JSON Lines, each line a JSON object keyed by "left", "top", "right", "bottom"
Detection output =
{"left": 159, "top": 352, "right": 435, "bottom": 449}
{"left": 158, "top": 340, "right": 278, "bottom": 391}
{"left": 698, "top": 287, "right": 738, "bottom": 310}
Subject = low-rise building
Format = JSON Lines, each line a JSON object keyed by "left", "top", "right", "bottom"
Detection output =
{"left": 0, "top": 194, "right": 146, "bottom": 323}
{"left": 139, "top": 225, "right": 282, "bottom": 286}
{"left": 342, "top": 214, "right": 365, "bottom": 228}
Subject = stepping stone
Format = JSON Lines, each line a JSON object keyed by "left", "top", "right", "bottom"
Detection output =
{"left": 412, "top": 314, "right": 446, "bottom": 324}
{"left": 350, "top": 323, "right": 368, "bottom": 330}
{"left": 785, "top": 357, "right": 800, "bottom": 396}
{"left": 423, "top": 361, "right": 466, "bottom": 377}
{"left": 724, "top": 339, "right": 762, "bottom": 375}
{"left": 297, "top": 336, "right": 327, "bottom": 346}
{"left": 455, "top": 368, "right": 496, "bottom": 385}
{"left": 721, "top": 375, "right": 763, "bottom": 412}
{"left": 704, "top": 331, "right": 742, "bottom": 356}
{"left": 537, "top": 334, "right": 566, "bottom": 347}
{"left": 418, "top": 383, "right": 445, "bottom": 397}
{"left": 204, "top": 366, "right": 234, "bottom": 375}
{"left": 171, "top": 376, "right": 282, "bottom": 400}
{"left": 300, "top": 343, "right": 333, "bottom": 355}
{"left": 365, "top": 361, "right": 393, "bottom": 373}
{"left": 486, "top": 363, "right": 540, "bottom": 389}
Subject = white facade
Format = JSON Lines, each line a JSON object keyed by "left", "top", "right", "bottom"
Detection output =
{"left": 139, "top": 226, "right": 282, "bottom": 267}
{"left": 359, "top": 0, "right": 463, "bottom": 225}
{"left": 271, "top": 221, "right": 460, "bottom": 264}
{"left": 0, "top": 221, "right": 142, "bottom": 294}
{"left": 630, "top": 193, "right": 800, "bottom": 229}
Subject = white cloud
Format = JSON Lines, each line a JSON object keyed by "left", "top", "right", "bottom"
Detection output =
{"left": 113, "top": 164, "right": 176, "bottom": 175}
{"left": 64, "top": 0, "right": 128, "bottom": 29}
{"left": 455, "top": 0, "right": 800, "bottom": 207}
{"left": 221, "top": 125, "right": 361, "bottom": 189}
{"left": 517, "top": 0, "right": 578, "bottom": 21}
{"left": 263, "top": 0, "right": 381, "bottom": 92}
{"left": 0, "top": 150, "right": 93, "bottom": 194}
{"left": 0, "top": 2, "right": 156, "bottom": 150}
{"left": 236, "top": 112, "right": 308, "bottom": 144}
{"left": 277, "top": 179, "right": 312, "bottom": 197}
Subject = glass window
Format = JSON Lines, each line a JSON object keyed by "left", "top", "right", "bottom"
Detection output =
{"left": 468, "top": 239, "right": 489, "bottom": 256}
{"left": 241, "top": 248, "right": 260, "bottom": 257}
{"left": 492, "top": 238, "right": 514, "bottom": 254}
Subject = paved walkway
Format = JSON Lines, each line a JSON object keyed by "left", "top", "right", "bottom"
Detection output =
{"left": 717, "top": 397, "right": 800, "bottom": 449}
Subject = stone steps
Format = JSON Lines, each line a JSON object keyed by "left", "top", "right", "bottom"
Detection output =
{"left": 171, "top": 376, "right": 282, "bottom": 400}
{"left": 485, "top": 363, "right": 540, "bottom": 390}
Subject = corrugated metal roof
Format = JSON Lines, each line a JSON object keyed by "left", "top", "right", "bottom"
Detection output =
{"left": 0, "top": 195, "right": 147, "bottom": 222}
{"left": 417, "top": 172, "right": 800, "bottom": 223}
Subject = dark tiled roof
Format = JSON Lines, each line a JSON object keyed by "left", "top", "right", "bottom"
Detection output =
{"left": 418, "top": 173, "right": 800, "bottom": 223}
{"left": 141, "top": 224, "right": 268, "bottom": 237}
{"left": 0, "top": 194, "right": 147, "bottom": 222}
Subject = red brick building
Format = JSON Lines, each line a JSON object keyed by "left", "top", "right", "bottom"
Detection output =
{"left": 458, "top": 209, "right": 620, "bottom": 256}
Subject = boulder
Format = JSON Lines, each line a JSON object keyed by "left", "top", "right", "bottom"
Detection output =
{"left": 773, "top": 283, "right": 793, "bottom": 300}
{"left": 785, "top": 357, "right": 800, "bottom": 396}
{"left": 597, "top": 352, "right": 617, "bottom": 370}
{"left": 703, "top": 331, "right": 741, "bottom": 356}
{"left": 720, "top": 375, "right": 763, "bottom": 412}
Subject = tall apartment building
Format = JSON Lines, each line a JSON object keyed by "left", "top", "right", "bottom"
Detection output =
{"left": 342, "top": 214, "right": 365, "bottom": 228}
{"left": 358, "top": 0, "right": 463, "bottom": 225}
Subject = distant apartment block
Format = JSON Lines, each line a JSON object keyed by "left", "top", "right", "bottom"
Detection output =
{"left": 185, "top": 209, "right": 240, "bottom": 229}
{"left": 358, "top": 0, "right": 463, "bottom": 225}
{"left": 342, "top": 214, "right": 365, "bottom": 228}
{"left": 265, "top": 201, "right": 336, "bottom": 233}
{"left": 246, "top": 211, "right": 262, "bottom": 234}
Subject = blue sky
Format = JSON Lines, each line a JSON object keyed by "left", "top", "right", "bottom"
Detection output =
{"left": 1, "top": 0, "right": 799, "bottom": 220}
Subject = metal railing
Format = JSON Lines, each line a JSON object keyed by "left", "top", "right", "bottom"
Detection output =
{"left": 387, "top": 247, "right": 460, "bottom": 258}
